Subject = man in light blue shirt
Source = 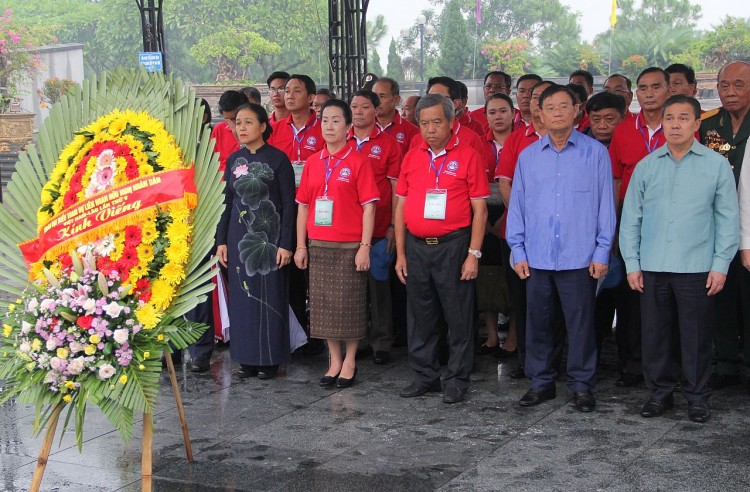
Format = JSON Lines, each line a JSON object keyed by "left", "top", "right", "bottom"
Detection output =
{"left": 620, "top": 94, "right": 739, "bottom": 423}
{"left": 507, "top": 85, "right": 616, "bottom": 412}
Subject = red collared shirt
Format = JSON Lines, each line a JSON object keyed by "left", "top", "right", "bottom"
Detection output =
{"left": 575, "top": 111, "right": 591, "bottom": 133}
{"left": 609, "top": 111, "right": 667, "bottom": 201}
{"left": 348, "top": 127, "right": 402, "bottom": 237}
{"left": 396, "top": 134, "right": 490, "bottom": 238}
{"left": 378, "top": 112, "right": 419, "bottom": 155}
{"left": 268, "top": 110, "right": 324, "bottom": 164}
{"left": 296, "top": 146, "right": 380, "bottom": 242}
{"left": 410, "top": 120, "right": 496, "bottom": 182}
{"left": 210, "top": 122, "right": 240, "bottom": 174}
{"left": 512, "top": 109, "right": 531, "bottom": 134}
{"left": 494, "top": 123, "right": 541, "bottom": 238}
{"left": 459, "top": 112, "right": 486, "bottom": 137}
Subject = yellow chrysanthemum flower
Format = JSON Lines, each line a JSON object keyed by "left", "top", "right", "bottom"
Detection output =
{"left": 64, "top": 381, "right": 75, "bottom": 390}
{"left": 141, "top": 221, "right": 158, "bottom": 245}
{"left": 135, "top": 304, "right": 161, "bottom": 329}
{"left": 150, "top": 279, "right": 175, "bottom": 309}
{"left": 63, "top": 394, "right": 72, "bottom": 403}
{"left": 157, "top": 334, "right": 165, "bottom": 342}
{"left": 165, "top": 245, "right": 188, "bottom": 265}
{"left": 119, "top": 374, "right": 128, "bottom": 385}
{"left": 160, "top": 262, "right": 186, "bottom": 286}
{"left": 109, "top": 118, "right": 127, "bottom": 136}
{"left": 2, "top": 324, "right": 12, "bottom": 337}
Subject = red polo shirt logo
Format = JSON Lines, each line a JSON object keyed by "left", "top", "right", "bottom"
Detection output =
{"left": 338, "top": 167, "right": 351, "bottom": 182}
{"left": 305, "top": 136, "right": 318, "bottom": 148}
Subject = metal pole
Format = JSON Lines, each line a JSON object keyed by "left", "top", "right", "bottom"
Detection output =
{"left": 419, "top": 25, "right": 424, "bottom": 83}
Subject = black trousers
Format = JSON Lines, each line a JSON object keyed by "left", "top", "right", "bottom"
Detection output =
{"left": 526, "top": 268, "right": 597, "bottom": 392}
{"left": 713, "top": 254, "right": 750, "bottom": 378}
{"left": 641, "top": 272, "right": 713, "bottom": 402}
{"left": 405, "top": 230, "right": 475, "bottom": 390}
{"left": 187, "top": 251, "right": 217, "bottom": 362}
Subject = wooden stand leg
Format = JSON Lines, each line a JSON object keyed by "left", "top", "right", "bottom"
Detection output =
{"left": 141, "top": 412, "right": 153, "bottom": 492}
{"left": 164, "top": 349, "right": 194, "bottom": 462}
{"left": 29, "top": 403, "right": 64, "bottom": 492}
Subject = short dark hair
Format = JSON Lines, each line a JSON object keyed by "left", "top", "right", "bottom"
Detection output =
{"left": 484, "top": 92, "right": 515, "bottom": 113}
{"left": 415, "top": 93, "right": 455, "bottom": 122}
{"left": 566, "top": 83, "right": 589, "bottom": 104}
{"left": 662, "top": 94, "right": 701, "bottom": 119}
{"left": 516, "top": 73, "right": 543, "bottom": 88}
{"left": 665, "top": 63, "right": 696, "bottom": 85}
{"left": 569, "top": 69, "right": 594, "bottom": 89}
{"left": 266, "top": 71, "right": 290, "bottom": 87}
{"left": 637, "top": 67, "right": 670, "bottom": 86}
{"left": 350, "top": 89, "right": 380, "bottom": 108}
{"left": 235, "top": 103, "right": 273, "bottom": 141}
{"left": 288, "top": 74, "right": 316, "bottom": 96}
{"left": 531, "top": 80, "right": 555, "bottom": 96}
{"left": 457, "top": 80, "right": 469, "bottom": 100}
{"left": 427, "top": 76, "right": 460, "bottom": 100}
{"left": 375, "top": 77, "right": 400, "bottom": 96}
{"left": 484, "top": 71, "right": 512, "bottom": 90}
{"left": 538, "top": 84, "right": 576, "bottom": 108}
{"left": 606, "top": 73, "right": 632, "bottom": 91}
{"left": 586, "top": 92, "right": 626, "bottom": 116}
{"left": 316, "top": 88, "right": 337, "bottom": 99}
{"left": 240, "top": 86, "right": 262, "bottom": 104}
{"left": 217, "top": 90, "right": 247, "bottom": 113}
{"left": 321, "top": 99, "right": 352, "bottom": 124}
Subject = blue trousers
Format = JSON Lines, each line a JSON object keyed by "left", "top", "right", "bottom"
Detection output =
{"left": 526, "top": 268, "right": 597, "bottom": 392}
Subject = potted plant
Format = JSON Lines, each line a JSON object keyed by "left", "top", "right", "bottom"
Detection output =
{"left": 38, "top": 77, "right": 77, "bottom": 109}
{"left": 0, "top": 9, "right": 53, "bottom": 147}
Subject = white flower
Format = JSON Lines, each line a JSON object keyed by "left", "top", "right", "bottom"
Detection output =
{"left": 69, "top": 341, "right": 83, "bottom": 353}
{"left": 113, "top": 328, "right": 129, "bottom": 345}
{"left": 98, "top": 364, "right": 116, "bottom": 379}
{"left": 104, "top": 302, "right": 124, "bottom": 318}
{"left": 82, "top": 298, "right": 97, "bottom": 315}
{"left": 40, "top": 299, "right": 56, "bottom": 312}
{"left": 44, "top": 370, "right": 57, "bottom": 383}
{"left": 67, "top": 357, "right": 85, "bottom": 375}
{"left": 94, "top": 235, "right": 115, "bottom": 256}
{"left": 49, "top": 357, "right": 65, "bottom": 372}
{"left": 46, "top": 338, "right": 58, "bottom": 351}
{"left": 27, "top": 298, "right": 38, "bottom": 313}
{"left": 19, "top": 341, "right": 30, "bottom": 353}
{"left": 21, "top": 321, "right": 31, "bottom": 334}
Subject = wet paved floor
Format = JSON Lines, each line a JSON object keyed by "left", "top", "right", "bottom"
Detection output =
{"left": 2, "top": 341, "right": 749, "bottom": 491}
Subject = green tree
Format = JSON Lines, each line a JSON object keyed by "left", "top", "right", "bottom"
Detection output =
{"left": 189, "top": 31, "right": 281, "bottom": 82}
{"left": 386, "top": 38, "right": 405, "bottom": 81}
{"left": 694, "top": 16, "right": 750, "bottom": 69}
{"left": 369, "top": 50, "right": 384, "bottom": 77}
{"left": 438, "top": 0, "right": 470, "bottom": 78}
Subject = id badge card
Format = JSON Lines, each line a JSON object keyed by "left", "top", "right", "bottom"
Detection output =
{"left": 314, "top": 196, "right": 334, "bottom": 226}
{"left": 292, "top": 161, "right": 305, "bottom": 187}
{"left": 424, "top": 189, "right": 447, "bottom": 220}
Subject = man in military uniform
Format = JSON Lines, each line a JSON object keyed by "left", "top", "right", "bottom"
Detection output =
{"left": 699, "top": 61, "right": 750, "bottom": 392}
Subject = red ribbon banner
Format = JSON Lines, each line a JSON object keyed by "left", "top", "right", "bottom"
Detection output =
{"left": 20, "top": 168, "right": 197, "bottom": 266}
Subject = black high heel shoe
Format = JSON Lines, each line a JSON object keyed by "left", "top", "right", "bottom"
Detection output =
{"left": 319, "top": 371, "right": 340, "bottom": 387}
{"left": 336, "top": 368, "right": 357, "bottom": 388}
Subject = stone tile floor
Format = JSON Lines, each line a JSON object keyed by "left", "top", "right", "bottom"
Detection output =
{"left": 1, "top": 342, "right": 749, "bottom": 491}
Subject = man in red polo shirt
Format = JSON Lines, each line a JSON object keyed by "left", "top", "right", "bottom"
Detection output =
{"left": 470, "top": 70, "right": 513, "bottom": 134}
{"left": 268, "top": 74, "right": 325, "bottom": 187}
{"left": 348, "top": 90, "right": 402, "bottom": 364}
{"left": 373, "top": 77, "right": 419, "bottom": 154}
{"left": 394, "top": 94, "right": 489, "bottom": 404}
{"left": 210, "top": 90, "right": 245, "bottom": 173}
{"left": 456, "top": 80, "right": 487, "bottom": 137}
{"left": 267, "top": 71, "right": 290, "bottom": 124}
{"left": 410, "top": 77, "right": 496, "bottom": 180}
{"left": 495, "top": 80, "right": 552, "bottom": 379}
{"left": 604, "top": 73, "right": 637, "bottom": 121}
{"left": 513, "top": 74, "right": 543, "bottom": 133}
{"left": 608, "top": 66, "right": 670, "bottom": 388}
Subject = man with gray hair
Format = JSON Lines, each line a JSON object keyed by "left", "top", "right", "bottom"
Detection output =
{"left": 394, "top": 94, "right": 490, "bottom": 404}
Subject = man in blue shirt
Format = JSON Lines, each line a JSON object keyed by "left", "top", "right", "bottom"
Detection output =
{"left": 620, "top": 95, "right": 739, "bottom": 423}
{"left": 507, "top": 84, "right": 616, "bottom": 412}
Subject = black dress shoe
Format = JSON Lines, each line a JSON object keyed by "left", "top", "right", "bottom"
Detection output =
{"left": 443, "top": 387, "right": 466, "bottom": 404}
{"left": 687, "top": 401, "right": 710, "bottom": 423}
{"left": 572, "top": 391, "right": 596, "bottom": 412}
{"left": 257, "top": 365, "right": 279, "bottom": 380}
{"left": 319, "top": 372, "right": 340, "bottom": 387}
{"left": 615, "top": 373, "right": 643, "bottom": 387}
{"left": 400, "top": 381, "right": 441, "bottom": 398}
{"left": 336, "top": 368, "right": 357, "bottom": 388}
{"left": 238, "top": 365, "right": 258, "bottom": 379}
{"left": 373, "top": 351, "right": 391, "bottom": 364}
{"left": 640, "top": 395, "right": 674, "bottom": 417}
{"left": 189, "top": 359, "right": 210, "bottom": 373}
{"left": 509, "top": 367, "right": 527, "bottom": 379}
{"left": 355, "top": 346, "right": 373, "bottom": 359}
{"left": 710, "top": 373, "right": 741, "bottom": 390}
{"left": 519, "top": 387, "right": 556, "bottom": 407}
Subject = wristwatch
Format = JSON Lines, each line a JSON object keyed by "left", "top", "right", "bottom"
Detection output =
{"left": 468, "top": 248, "right": 482, "bottom": 259}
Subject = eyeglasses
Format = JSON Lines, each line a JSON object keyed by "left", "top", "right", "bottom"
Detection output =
{"left": 484, "top": 84, "right": 508, "bottom": 91}
{"left": 269, "top": 87, "right": 286, "bottom": 95}
{"left": 542, "top": 103, "right": 577, "bottom": 113}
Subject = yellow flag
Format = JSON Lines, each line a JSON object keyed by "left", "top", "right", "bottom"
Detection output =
{"left": 611, "top": 0, "right": 617, "bottom": 28}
